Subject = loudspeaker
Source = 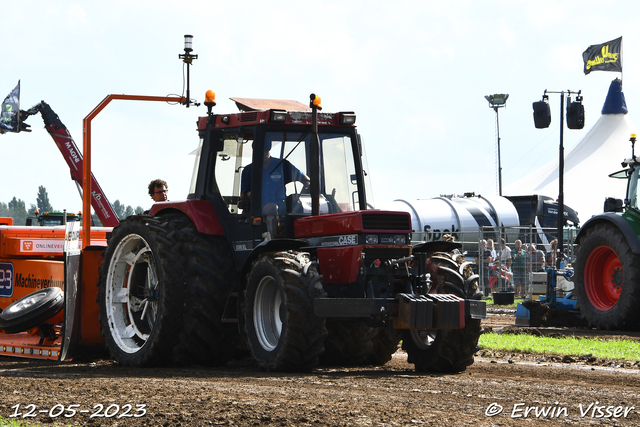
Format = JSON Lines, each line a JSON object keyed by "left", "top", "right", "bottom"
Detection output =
{"left": 566, "top": 101, "right": 585, "bottom": 129}
{"left": 532, "top": 101, "right": 551, "bottom": 129}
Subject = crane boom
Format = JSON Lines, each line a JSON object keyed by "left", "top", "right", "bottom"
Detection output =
{"left": 22, "top": 101, "right": 119, "bottom": 227}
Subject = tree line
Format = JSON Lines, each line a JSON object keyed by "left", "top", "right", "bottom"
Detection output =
{"left": 0, "top": 185, "right": 143, "bottom": 226}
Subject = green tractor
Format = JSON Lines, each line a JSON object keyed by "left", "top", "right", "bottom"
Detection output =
{"left": 25, "top": 210, "right": 82, "bottom": 227}
{"left": 574, "top": 133, "right": 640, "bottom": 330}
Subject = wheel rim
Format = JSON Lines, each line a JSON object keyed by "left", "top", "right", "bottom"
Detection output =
{"left": 584, "top": 245, "right": 622, "bottom": 310}
{"left": 253, "top": 276, "right": 283, "bottom": 351}
{"left": 5, "top": 291, "right": 48, "bottom": 315}
{"left": 105, "top": 234, "right": 159, "bottom": 354}
{"left": 410, "top": 329, "right": 437, "bottom": 350}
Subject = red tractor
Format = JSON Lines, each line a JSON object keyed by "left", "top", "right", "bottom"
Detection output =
{"left": 97, "top": 93, "right": 486, "bottom": 372}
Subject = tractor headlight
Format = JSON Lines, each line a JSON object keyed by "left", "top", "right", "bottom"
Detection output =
{"left": 394, "top": 235, "right": 406, "bottom": 245}
{"left": 339, "top": 112, "right": 356, "bottom": 125}
{"left": 270, "top": 110, "right": 287, "bottom": 122}
{"left": 365, "top": 234, "right": 379, "bottom": 245}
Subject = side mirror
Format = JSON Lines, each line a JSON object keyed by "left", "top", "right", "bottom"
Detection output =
{"left": 603, "top": 197, "right": 624, "bottom": 213}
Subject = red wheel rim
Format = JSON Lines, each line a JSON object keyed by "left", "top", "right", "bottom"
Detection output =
{"left": 584, "top": 245, "right": 623, "bottom": 310}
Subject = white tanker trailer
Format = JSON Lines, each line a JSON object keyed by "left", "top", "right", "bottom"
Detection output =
{"left": 379, "top": 193, "right": 580, "bottom": 254}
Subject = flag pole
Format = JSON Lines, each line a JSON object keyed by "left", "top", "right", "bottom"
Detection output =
{"left": 621, "top": 36, "right": 624, "bottom": 85}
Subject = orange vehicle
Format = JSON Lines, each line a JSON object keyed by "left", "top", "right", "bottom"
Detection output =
{"left": 0, "top": 217, "right": 108, "bottom": 359}
{"left": 0, "top": 93, "right": 186, "bottom": 361}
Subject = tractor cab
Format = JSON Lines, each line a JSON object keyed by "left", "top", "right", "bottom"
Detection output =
{"left": 606, "top": 133, "right": 640, "bottom": 213}
{"left": 189, "top": 93, "right": 368, "bottom": 258}
{"left": 25, "top": 210, "right": 82, "bottom": 227}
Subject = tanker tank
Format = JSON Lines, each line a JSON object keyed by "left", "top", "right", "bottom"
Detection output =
{"left": 378, "top": 193, "right": 579, "bottom": 255}
{"left": 379, "top": 194, "right": 521, "bottom": 254}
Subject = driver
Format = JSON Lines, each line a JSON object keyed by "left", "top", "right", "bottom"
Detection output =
{"left": 240, "top": 140, "right": 310, "bottom": 215}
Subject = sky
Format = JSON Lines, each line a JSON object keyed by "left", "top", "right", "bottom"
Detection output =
{"left": 1, "top": 0, "right": 639, "bottom": 221}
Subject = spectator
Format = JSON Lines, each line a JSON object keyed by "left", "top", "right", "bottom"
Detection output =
{"left": 486, "top": 239, "right": 497, "bottom": 269}
{"left": 499, "top": 238, "right": 511, "bottom": 266}
{"left": 474, "top": 240, "right": 493, "bottom": 296}
{"left": 527, "top": 243, "right": 546, "bottom": 272}
{"left": 511, "top": 239, "right": 526, "bottom": 297}
{"left": 547, "top": 239, "right": 558, "bottom": 268}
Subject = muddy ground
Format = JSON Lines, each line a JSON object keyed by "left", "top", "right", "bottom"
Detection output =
{"left": 0, "top": 309, "right": 639, "bottom": 427}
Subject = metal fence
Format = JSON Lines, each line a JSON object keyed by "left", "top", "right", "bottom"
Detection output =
{"left": 470, "top": 226, "right": 579, "bottom": 299}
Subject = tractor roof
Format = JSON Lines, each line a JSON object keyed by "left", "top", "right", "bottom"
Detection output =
{"left": 230, "top": 97, "right": 311, "bottom": 112}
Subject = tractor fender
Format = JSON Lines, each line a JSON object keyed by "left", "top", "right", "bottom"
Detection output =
{"left": 239, "top": 238, "right": 308, "bottom": 283}
{"left": 148, "top": 200, "right": 224, "bottom": 235}
{"left": 576, "top": 213, "right": 640, "bottom": 256}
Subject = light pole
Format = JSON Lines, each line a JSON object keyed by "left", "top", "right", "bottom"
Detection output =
{"left": 532, "top": 89, "right": 584, "bottom": 268}
{"left": 485, "top": 94, "right": 509, "bottom": 196}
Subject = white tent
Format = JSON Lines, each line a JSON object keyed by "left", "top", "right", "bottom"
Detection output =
{"left": 504, "top": 79, "right": 636, "bottom": 223}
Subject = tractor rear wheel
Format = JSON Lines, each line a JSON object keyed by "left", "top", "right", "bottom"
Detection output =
{"left": 574, "top": 223, "right": 640, "bottom": 330}
{"left": 99, "top": 214, "right": 237, "bottom": 366}
{"left": 402, "top": 252, "right": 482, "bottom": 373}
{"left": 321, "top": 321, "right": 376, "bottom": 366}
{"left": 99, "top": 215, "right": 187, "bottom": 366}
{"left": 367, "top": 324, "right": 401, "bottom": 366}
{"left": 321, "top": 321, "right": 400, "bottom": 366}
{"left": 244, "top": 251, "right": 327, "bottom": 371}
{"left": 172, "top": 230, "right": 239, "bottom": 366}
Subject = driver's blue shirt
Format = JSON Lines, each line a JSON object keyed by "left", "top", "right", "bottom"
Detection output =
{"left": 241, "top": 157, "right": 305, "bottom": 214}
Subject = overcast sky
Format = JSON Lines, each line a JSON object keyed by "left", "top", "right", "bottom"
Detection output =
{"left": 1, "top": 0, "right": 639, "bottom": 220}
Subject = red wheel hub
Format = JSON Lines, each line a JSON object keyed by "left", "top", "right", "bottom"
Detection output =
{"left": 584, "top": 245, "right": 622, "bottom": 310}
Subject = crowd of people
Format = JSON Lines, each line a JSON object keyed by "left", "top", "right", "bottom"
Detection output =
{"left": 472, "top": 237, "right": 559, "bottom": 298}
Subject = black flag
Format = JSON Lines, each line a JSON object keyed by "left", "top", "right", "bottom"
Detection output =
{"left": 0, "top": 81, "right": 20, "bottom": 133}
{"left": 583, "top": 37, "right": 622, "bottom": 75}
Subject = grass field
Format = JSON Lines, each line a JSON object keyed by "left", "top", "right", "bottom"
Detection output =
{"left": 479, "top": 332, "right": 640, "bottom": 361}
{"left": 0, "top": 415, "right": 77, "bottom": 427}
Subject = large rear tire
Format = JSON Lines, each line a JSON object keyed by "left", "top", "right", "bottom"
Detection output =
{"left": 574, "top": 223, "right": 640, "bottom": 330}
{"left": 99, "top": 215, "right": 186, "bottom": 366}
{"left": 99, "top": 214, "right": 237, "bottom": 366}
{"left": 402, "top": 252, "right": 482, "bottom": 373}
{"left": 172, "top": 229, "right": 239, "bottom": 366}
{"left": 321, "top": 321, "right": 376, "bottom": 366}
{"left": 244, "top": 251, "right": 327, "bottom": 372}
{"left": 367, "top": 324, "right": 401, "bottom": 366}
{"left": 321, "top": 321, "right": 400, "bottom": 366}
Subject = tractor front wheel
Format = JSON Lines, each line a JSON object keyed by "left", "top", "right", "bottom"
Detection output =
{"left": 244, "top": 251, "right": 327, "bottom": 371}
{"left": 401, "top": 252, "right": 482, "bottom": 373}
{"left": 574, "top": 223, "right": 640, "bottom": 330}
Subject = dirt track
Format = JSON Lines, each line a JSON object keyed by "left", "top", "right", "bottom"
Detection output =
{"left": 0, "top": 311, "right": 638, "bottom": 426}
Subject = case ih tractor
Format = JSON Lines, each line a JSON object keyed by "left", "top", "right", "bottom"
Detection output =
{"left": 97, "top": 92, "right": 486, "bottom": 372}
{"left": 574, "top": 133, "right": 640, "bottom": 331}
{"left": 1, "top": 92, "right": 485, "bottom": 372}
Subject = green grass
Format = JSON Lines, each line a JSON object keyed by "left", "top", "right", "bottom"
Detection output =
{"left": 486, "top": 297, "right": 524, "bottom": 309}
{"left": 0, "top": 416, "right": 79, "bottom": 427}
{"left": 479, "top": 332, "right": 640, "bottom": 361}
